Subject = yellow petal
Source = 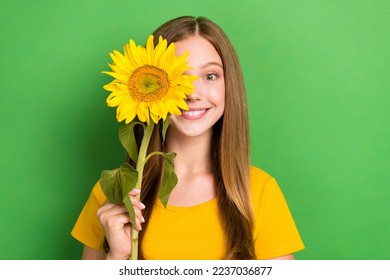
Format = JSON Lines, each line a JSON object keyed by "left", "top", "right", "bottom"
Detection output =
{"left": 150, "top": 112, "right": 159, "bottom": 124}
{"left": 109, "top": 50, "right": 133, "bottom": 73}
{"left": 129, "top": 39, "right": 143, "bottom": 67}
{"left": 124, "top": 110, "right": 137, "bottom": 124}
{"left": 106, "top": 92, "right": 123, "bottom": 107}
{"left": 102, "top": 71, "right": 128, "bottom": 82}
{"left": 176, "top": 98, "right": 189, "bottom": 111}
{"left": 153, "top": 37, "right": 168, "bottom": 66}
{"left": 145, "top": 35, "right": 155, "bottom": 65}
{"left": 136, "top": 103, "right": 148, "bottom": 123}
{"left": 117, "top": 102, "right": 137, "bottom": 123}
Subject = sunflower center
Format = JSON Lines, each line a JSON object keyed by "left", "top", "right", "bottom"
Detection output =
{"left": 128, "top": 65, "right": 170, "bottom": 102}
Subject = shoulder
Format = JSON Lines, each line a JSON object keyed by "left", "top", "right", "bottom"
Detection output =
{"left": 249, "top": 165, "right": 273, "bottom": 182}
{"left": 89, "top": 180, "right": 107, "bottom": 205}
{"left": 249, "top": 165, "right": 283, "bottom": 209}
{"left": 249, "top": 165, "right": 275, "bottom": 194}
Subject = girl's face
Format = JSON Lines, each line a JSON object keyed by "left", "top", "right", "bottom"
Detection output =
{"left": 169, "top": 36, "right": 225, "bottom": 139}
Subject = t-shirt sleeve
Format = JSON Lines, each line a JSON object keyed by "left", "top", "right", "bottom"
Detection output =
{"left": 71, "top": 181, "right": 107, "bottom": 251}
{"left": 252, "top": 173, "right": 305, "bottom": 259}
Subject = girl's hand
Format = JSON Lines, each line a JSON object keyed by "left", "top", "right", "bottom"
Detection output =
{"left": 97, "top": 189, "right": 145, "bottom": 259}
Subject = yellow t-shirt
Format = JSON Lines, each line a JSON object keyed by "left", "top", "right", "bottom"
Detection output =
{"left": 71, "top": 166, "right": 304, "bottom": 259}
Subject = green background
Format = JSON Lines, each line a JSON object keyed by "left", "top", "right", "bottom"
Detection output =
{"left": 1, "top": 0, "right": 389, "bottom": 260}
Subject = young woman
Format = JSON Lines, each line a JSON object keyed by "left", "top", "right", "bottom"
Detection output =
{"left": 71, "top": 16, "right": 304, "bottom": 260}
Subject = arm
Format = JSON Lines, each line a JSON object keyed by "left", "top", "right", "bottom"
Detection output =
{"left": 82, "top": 245, "right": 106, "bottom": 260}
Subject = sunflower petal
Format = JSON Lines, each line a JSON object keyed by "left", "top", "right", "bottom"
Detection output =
{"left": 145, "top": 35, "right": 155, "bottom": 65}
{"left": 150, "top": 112, "right": 160, "bottom": 124}
{"left": 153, "top": 37, "right": 168, "bottom": 66}
{"left": 106, "top": 92, "right": 124, "bottom": 107}
{"left": 102, "top": 71, "right": 128, "bottom": 82}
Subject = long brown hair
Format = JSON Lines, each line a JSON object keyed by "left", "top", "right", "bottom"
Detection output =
{"left": 136, "top": 16, "right": 255, "bottom": 259}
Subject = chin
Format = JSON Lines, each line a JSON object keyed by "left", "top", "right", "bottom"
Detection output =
{"left": 179, "top": 128, "right": 212, "bottom": 138}
{"left": 169, "top": 122, "right": 212, "bottom": 139}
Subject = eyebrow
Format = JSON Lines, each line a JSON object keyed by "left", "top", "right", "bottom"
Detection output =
{"left": 200, "top": 62, "right": 223, "bottom": 69}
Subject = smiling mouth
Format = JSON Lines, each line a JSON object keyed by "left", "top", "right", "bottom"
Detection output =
{"left": 180, "top": 108, "right": 209, "bottom": 119}
{"left": 182, "top": 109, "right": 207, "bottom": 117}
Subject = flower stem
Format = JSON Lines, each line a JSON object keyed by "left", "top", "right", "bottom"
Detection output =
{"left": 130, "top": 123, "right": 154, "bottom": 260}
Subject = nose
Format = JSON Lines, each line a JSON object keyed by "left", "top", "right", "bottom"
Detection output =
{"left": 186, "top": 78, "right": 203, "bottom": 102}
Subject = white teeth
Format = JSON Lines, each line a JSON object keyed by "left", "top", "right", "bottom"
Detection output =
{"left": 182, "top": 109, "right": 206, "bottom": 117}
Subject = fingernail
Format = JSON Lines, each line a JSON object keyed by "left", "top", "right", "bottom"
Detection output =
{"left": 131, "top": 189, "right": 141, "bottom": 195}
{"left": 140, "top": 202, "right": 146, "bottom": 210}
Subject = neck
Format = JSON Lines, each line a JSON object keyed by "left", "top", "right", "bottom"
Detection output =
{"left": 165, "top": 129, "right": 212, "bottom": 175}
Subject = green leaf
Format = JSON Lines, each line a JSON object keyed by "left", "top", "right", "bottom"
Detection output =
{"left": 100, "top": 167, "right": 123, "bottom": 204}
{"left": 118, "top": 163, "right": 139, "bottom": 227}
{"left": 100, "top": 163, "right": 139, "bottom": 226}
{"left": 118, "top": 163, "right": 139, "bottom": 194}
{"left": 162, "top": 117, "right": 170, "bottom": 144}
{"left": 158, "top": 152, "right": 178, "bottom": 208}
{"left": 118, "top": 122, "right": 144, "bottom": 163}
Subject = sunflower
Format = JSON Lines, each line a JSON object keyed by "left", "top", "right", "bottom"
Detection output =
{"left": 102, "top": 35, "right": 196, "bottom": 124}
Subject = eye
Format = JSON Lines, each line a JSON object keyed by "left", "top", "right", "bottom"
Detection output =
{"left": 204, "top": 73, "right": 219, "bottom": 81}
